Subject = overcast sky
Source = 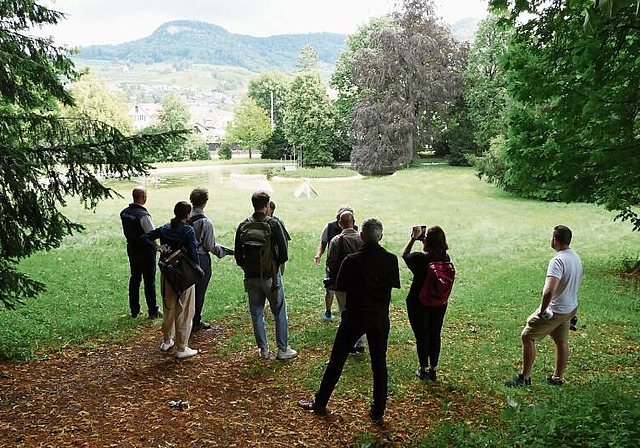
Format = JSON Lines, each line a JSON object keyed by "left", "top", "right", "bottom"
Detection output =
{"left": 41, "top": 0, "right": 489, "bottom": 46}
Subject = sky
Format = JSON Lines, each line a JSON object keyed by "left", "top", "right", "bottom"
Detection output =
{"left": 41, "top": 0, "right": 489, "bottom": 46}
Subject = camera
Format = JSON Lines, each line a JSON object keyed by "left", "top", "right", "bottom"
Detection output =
{"left": 570, "top": 315, "right": 578, "bottom": 331}
{"left": 411, "top": 225, "right": 427, "bottom": 240}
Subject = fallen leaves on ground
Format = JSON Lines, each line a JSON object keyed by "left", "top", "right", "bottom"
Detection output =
{"left": 0, "top": 324, "right": 501, "bottom": 447}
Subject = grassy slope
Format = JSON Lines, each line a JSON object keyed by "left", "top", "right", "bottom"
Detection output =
{"left": 3, "top": 162, "right": 639, "bottom": 445}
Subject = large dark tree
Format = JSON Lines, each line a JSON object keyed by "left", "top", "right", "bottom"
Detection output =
{"left": 348, "top": 0, "right": 467, "bottom": 175}
{"left": 489, "top": 0, "right": 640, "bottom": 230}
{"left": 0, "top": 1, "right": 182, "bottom": 308}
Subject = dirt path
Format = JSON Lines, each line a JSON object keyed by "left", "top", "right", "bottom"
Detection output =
{"left": 0, "top": 323, "right": 498, "bottom": 447}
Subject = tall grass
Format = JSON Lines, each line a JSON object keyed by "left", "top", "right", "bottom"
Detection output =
{"left": 2, "top": 161, "right": 639, "bottom": 445}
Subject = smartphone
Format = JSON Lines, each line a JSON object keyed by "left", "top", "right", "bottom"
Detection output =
{"left": 411, "top": 225, "right": 427, "bottom": 240}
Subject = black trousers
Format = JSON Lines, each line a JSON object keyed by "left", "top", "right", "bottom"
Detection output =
{"left": 193, "top": 253, "right": 212, "bottom": 325}
{"left": 127, "top": 246, "right": 158, "bottom": 316}
{"left": 315, "top": 309, "right": 389, "bottom": 417}
{"left": 406, "top": 298, "right": 448, "bottom": 368}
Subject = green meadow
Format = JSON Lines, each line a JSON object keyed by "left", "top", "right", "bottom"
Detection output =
{"left": 3, "top": 161, "right": 639, "bottom": 445}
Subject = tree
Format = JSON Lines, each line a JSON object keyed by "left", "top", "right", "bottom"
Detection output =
{"left": 331, "top": 17, "right": 393, "bottom": 162}
{"left": 64, "top": 73, "right": 133, "bottom": 134}
{"left": 462, "top": 14, "right": 511, "bottom": 153}
{"left": 225, "top": 96, "right": 271, "bottom": 159}
{"left": 0, "top": 1, "right": 183, "bottom": 309}
{"left": 488, "top": 0, "right": 640, "bottom": 230}
{"left": 283, "top": 72, "right": 335, "bottom": 166}
{"left": 348, "top": 0, "right": 468, "bottom": 175}
{"left": 142, "top": 93, "right": 199, "bottom": 161}
{"left": 247, "top": 72, "right": 290, "bottom": 130}
{"left": 156, "top": 93, "right": 190, "bottom": 131}
{"left": 296, "top": 45, "right": 320, "bottom": 72}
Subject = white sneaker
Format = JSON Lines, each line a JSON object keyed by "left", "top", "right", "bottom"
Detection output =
{"left": 259, "top": 346, "right": 271, "bottom": 359}
{"left": 276, "top": 346, "right": 298, "bottom": 360}
{"left": 160, "top": 340, "right": 175, "bottom": 352}
{"left": 176, "top": 347, "right": 198, "bottom": 359}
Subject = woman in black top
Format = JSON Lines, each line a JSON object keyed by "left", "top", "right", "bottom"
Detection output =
{"left": 402, "top": 225, "right": 451, "bottom": 381}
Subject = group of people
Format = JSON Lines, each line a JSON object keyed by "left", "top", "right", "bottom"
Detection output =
{"left": 122, "top": 190, "right": 583, "bottom": 424}
{"left": 121, "top": 187, "right": 297, "bottom": 360}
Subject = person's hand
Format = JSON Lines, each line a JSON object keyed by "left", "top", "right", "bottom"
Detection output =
{"left": 314, "top": 255, "right": 321, "bottom": 265}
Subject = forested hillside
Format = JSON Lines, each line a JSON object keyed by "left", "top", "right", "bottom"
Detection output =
{"left": 77, "top": 20, "right": 348, "bottom": 73}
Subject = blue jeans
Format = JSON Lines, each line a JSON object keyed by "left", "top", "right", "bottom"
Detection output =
{"left": 244, "top": 272, "right": 289, "bottom": 351}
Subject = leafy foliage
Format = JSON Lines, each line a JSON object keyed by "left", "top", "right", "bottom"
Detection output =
{"left": 261, "top": 126, "right": 292, "bottom": 160}
{"left": 247, "top": 72, "right": 290, "bottom": 130}
{"left": 348, "top": 0, "right": 468, "bottom": 175}
{"left": 462, "top": 14, "right": 511, "bottom": 153}
{"left": 0, "top": 0, "right": 183, "bottom": 308}
{"left": 283, "top": 71, "right": 335, "bottom": 166}
{"left": 65, "top": 73, "right": 133, "bottom": 134}
{"left": 225, "top": 96, "right": 271, "bottom": 158}
{"left": 488, "top": 0, "right": 640, "bottom": 229}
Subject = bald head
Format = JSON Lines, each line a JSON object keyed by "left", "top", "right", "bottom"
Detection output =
{"left": 338, "top": 211, "right": 355, "bottom": 230}
{"left": 132, "top": 186, "right": 147, "bottom": 205}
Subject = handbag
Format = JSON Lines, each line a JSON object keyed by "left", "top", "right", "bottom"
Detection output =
{"left": 158, "top": 248, "right": 204, "bottom": 296}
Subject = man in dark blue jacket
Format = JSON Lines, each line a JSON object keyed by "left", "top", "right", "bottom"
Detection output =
{"left": 120, "top": 186, "right": 161, "bottom": 319}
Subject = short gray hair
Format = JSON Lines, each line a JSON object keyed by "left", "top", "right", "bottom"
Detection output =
{"left": 361, "top": 218, "right": 383, "bottom": 243}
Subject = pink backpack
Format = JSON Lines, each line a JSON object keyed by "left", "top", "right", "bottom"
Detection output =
{"left": 418, "top": 261, "right": 455, "bottom": 307}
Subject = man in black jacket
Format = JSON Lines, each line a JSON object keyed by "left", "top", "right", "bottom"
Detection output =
{"left": 120, "top": 186, "right": 161, "bottom": 319}
{"left": 298, "top": 218, "right": 400, "bottom": 424}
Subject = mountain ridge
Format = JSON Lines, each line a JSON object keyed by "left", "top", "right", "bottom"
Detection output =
{"left": 77, "top": 20, "right": 348, "bottom": 73}
{"left": 76, "top": 18, "right": 480, "bottom": 74}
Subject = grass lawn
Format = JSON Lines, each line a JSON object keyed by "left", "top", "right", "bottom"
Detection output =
{"left": 2, "top": 161, "right": 639, "bottom": 445}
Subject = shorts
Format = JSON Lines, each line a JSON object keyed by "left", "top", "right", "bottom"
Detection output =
{"left": 521, "top": 307, "right": 577, "bottom": 343}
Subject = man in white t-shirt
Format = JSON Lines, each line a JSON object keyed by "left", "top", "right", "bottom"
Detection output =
{"left": 506, "top": 225, "right": 583, "bottom": 387}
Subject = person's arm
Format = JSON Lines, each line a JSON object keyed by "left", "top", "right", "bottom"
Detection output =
{"left": 336, "top": 255, "right": 353, "bottom": 292}
{"left": 325, "top": 237, "right": 339, "bottom": 285}
{"left": 234, "top": 222, "right": 243, "bottom": 267}
{"left": 540, "top": 275, "right": 560, "bottom": 315}
{"left": 314, "top": 225, "right": 329, "bottom": 265}
{"left": 140, "top": 227, "right": 161, "bottom": 250}
{"left": 401, "top": 226, "right": 423, "bottom": 257}
{"left": 184, "top": 227, "right": 199, "bottom": 266}
{"left": 201, "top": 219, "right": 228, "bottom": 258}
{"left": 271, "top": 220, "right": 288, "bottom": 266}
{"left": 140, "top": 214, "right": 155, "bottom": 234}
{"left": 390, "top": 255, "right": 401, "bottom": 289}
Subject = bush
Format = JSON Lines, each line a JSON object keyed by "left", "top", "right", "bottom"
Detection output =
{"left": 261, "top": 126, "right": 292, "bottom": 160}
{"left": 218, "top": 142, "right": 232, "bottom": 160}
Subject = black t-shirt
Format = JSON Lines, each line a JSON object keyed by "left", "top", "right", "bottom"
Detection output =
{"left": 403, "top": 251, "right": 450, "bottom": 303}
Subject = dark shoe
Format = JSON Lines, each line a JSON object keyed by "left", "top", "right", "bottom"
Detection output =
{"left": 349, "top": 346, "right": 365, "bottom": 356}
{"left": 148, "top": 310, "right": 162, "bottom": 319}
{"left": 192, "top": 321, "right": 212, "bottom": 332}
{"left": 427, "top": 368, "right": 437, "bottom": 382}
{"left": 505, "top": 373, "right": 531, "bottom": 387}
{"left": 369, "top": 406, "right": 384, "bottom": 426}
{"left": 546, "top": 375, "right": 563, "bottom": 386}
{"left": 297, "top": 398, "right": 327, "bottom": 416}
{"left": 415, "top": 369, "right": 427, "bottom": 381}
{"left": 131, "top": 309, "right": 141, "bottom": 318}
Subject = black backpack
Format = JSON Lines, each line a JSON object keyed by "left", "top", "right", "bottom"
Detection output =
{"left": 237, "top": 216, "right": 275, "bottom": 277}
